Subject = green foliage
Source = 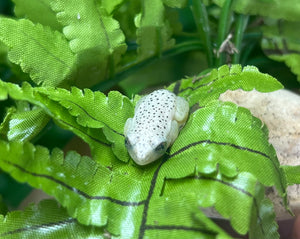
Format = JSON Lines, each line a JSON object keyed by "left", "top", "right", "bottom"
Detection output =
{"left": 0, "top": 101, "right": 49, "bottom": 142}
{"left": 0, "top": 139, "right": 278, "bottom": 238}
{"left": 0, "top": 200, "right": 107, "bottom": 238}
{"left": 261, "top": 20, "right": 300, "bottom": 83}
{"left": 0, "top": 80, "right": 119, "bottom": 163}
{"left": 135, "top": 0, "right": 175, "bottom": 60}
{"left": 0, "top": 18, "right": 75, "bottom": 87}
{"left": 12, "top": 0, "right": 62, "bottom": 31}
{"left": 167, "top": 64, "right": 283, "bottom": 106}
{"left": 51, "top": 0, "right": 127, "bottom": 88}
{"left": 282, "top": 165, "right": 300, "bottom": 185}
{"left": 0, "top": 0, "right": 299, "bottom": 238}
{"left": 213, "top": 0, "right": 300, "bottom": 21}
{"left": 0, "top": 64, "right": 287, "bottom": 238}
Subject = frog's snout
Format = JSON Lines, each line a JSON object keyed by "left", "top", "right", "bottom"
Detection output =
{"left": 126, "top": 142, "right": 158, "bottom": 166}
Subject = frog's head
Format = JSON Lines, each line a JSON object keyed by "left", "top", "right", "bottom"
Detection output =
{"left": 125, "top": 134, "right": 168, "bottom": 165}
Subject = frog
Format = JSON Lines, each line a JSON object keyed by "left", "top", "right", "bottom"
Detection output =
{"left": 124, "top": 89, "right": 189, "bottom": 165}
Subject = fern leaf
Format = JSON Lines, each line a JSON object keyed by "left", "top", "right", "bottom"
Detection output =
{"left": 51, "top": 0, "right": 127, "bottom": 87}
{"left": 167, "top": 64, "right": 283, "bottom": 107}
{"left": 0, "top": 18, "right": 75, "bottom": 87}
{"left": 12, "top": 0, "right": 62, "bottom": 31}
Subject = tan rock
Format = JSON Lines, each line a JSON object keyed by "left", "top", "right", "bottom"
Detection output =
{"left": 220, "top": 89, "right": 300, "bottom": 219}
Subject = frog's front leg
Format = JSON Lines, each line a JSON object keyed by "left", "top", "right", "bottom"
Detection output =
{"left": 167, "top": 120, "right": 180, "bottom": 146}
{"left": 124, "top": 117, "right": 133, "bottom": 136}
{"left": 174, "top": 96, "right": 190, "bottom": 125}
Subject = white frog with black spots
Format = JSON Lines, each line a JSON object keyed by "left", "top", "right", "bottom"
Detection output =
{"left": 124, "top": 89, "right": 189, "bottom": 165}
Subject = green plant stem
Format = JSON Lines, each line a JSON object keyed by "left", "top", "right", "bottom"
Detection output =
{"left": 216, "top": 0, "right": 233, "bottom": 66}
{"left": 191, "top": 0, "right": 214, "bottom": 67}
{"left": 92, "top": 40, "right": 204, "bottom": 92}
{"left": 232, "top": 14, "right": 249, "bottom": 64}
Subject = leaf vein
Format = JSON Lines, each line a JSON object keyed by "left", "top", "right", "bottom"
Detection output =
{"left": 145, "top": 224, "right": 217, "bottom": 235}
{"left": 64, "top": 99, "right": 124, "bottom": 137}
{"left": 21, "top": 30, "right": 72, "bottom": 71}
{"left": 58, "top": 118, "right": 111, "bottom": 147}
{"left": 4, "top": 160, "right": 144, "bottom": 206}
{"left": 0, "top": 218, "right": 76, "bottom": 237}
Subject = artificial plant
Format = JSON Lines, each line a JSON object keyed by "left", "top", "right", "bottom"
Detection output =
{"left": 0, "top": 0, "right": 299, "bottom": 238}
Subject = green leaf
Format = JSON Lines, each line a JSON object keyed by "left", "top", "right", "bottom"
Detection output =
{"left": 101, "top": 0, "right": 126, "bottom": 14}
{"left": 0, "top": 199, "right": 106, "bottom": 238}
{"left": 167, "top": 100, "right": 287, "bottom": 197}
{"left": 249, "top": 184, "right": 279, "bottom": 239}
{"left": 167, "top": 64, "right": 283, "bottom": 107}
{"left": 0, "top": 80, "right": 132, "bottom": 162}
{"left": 261, "top": 20, "right": 300, "bottom": 83}
{"left": 114, "top": 1, "right": 141, "bottom": 41}
{"left": 163, "top": 0, "right": 188, "bottom": 8}
{"left": 0, "top": 107, "right": 14, "bottom": 139}
{"left": 7, "top": 105, "right": 50, "bottom": 142}
{"left": 0, "top": 89, "right": 286, "bottom": 237}
{"left": 0, "top": 18, "right": 75, "bottom": 87}
{"left": 0, "top": 41, "right": 8, "bottom": 64}
{"left": 135, "top": 0, "right": 175, "bottom": 60}
{"left": 0, "top": 139, "right": 279, "bottom": 237}
{"left": 51, "top": 0, "right": 127, "bottom": 88}
{"left": 213, "top": 0, "right": 300, "bottom": 21}
{"left": 281, "top": 165, "right": 300, "bottom": 185}
{"left": 35, "top": 86, "right": 134, "bottom": 162}
{"left": 12, "top": 0, "right": 62, "bottom": 31}
{"left": 162, "top": 172, "right": 278, "bottom": 238}
{"left": 0, "top": 66, "right": 287, "bottom": 237}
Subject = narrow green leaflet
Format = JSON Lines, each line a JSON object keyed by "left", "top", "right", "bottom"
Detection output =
{"left": 162, "top": 0, "right": 187, "bottom": 8}
{"left": 261, "top": 20, "right": 300, "bottom": 82}
{"left": 249, "top": 191, "right": 279, "bottom": 239}
{"left": 0, "top": 81, "right": 114, "bottom": 162}
{"left": 0, "top": 104, "right": 48, "bottom": 142}
{"left": 0, "top": 107, "right": 14, "bottom": 139}
{"left": 167, "top": 64, "right": 283, "bottom": 107}
{"left": 0, "top": 200, "right": 107, "bottom": 239}
{"left": 12, "top": 0, "right": 62, "bottom": 31}
{"left": 0, "top": 18, "right": 75, "bottom": 87}
{"left": 281, "top": 165, "right": 300, "bottom": 185}
{"left": 114, "top": 1, "right": 141, "bottom": 41}
{"left": 36, "top": 86, "right": 134, "bottom": 162}
{"left": 101, "top": 0, "right": 126, "bottom": 14}
{"left": 213, "top": 0, "right": 300, "bottom": 21}
{"left": 7, "top": 107, "right": 49, "bottom": 142}
{"left": 0, "top": 80, "right": 132, "bottom": 162}
{"left": 0, "top": 41, "right": 8, "bottom": 65}
{"left": 0, "top": 101, "right": 50, "bottom": 142}
{"left": 51, "top": 0, "right": 127, "bottom": 88}
{"left": 135, "top": 0, "right": 175, "bottom": 60}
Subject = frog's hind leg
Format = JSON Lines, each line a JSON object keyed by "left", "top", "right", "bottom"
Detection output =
{"left": 174, "top": 96, "right": 189, "bottom": 126}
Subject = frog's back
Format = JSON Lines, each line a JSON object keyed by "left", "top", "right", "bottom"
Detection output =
{"left": 133, "top": 89, "right": 176, "bottom": 138}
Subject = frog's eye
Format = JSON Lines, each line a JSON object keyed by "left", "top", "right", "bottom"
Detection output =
{"left": 155, "top": 142, "right": 167, "bottom": 152}
{"left": 125, "top": 137, "right": 132, "bottom": 148}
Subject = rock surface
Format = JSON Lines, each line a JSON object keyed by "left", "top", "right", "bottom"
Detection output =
{"left": 220, "top": 89, "right": 300, "bottom": 219}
